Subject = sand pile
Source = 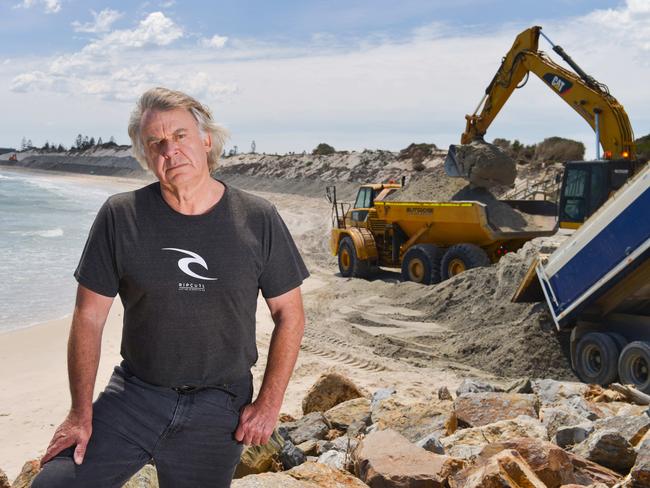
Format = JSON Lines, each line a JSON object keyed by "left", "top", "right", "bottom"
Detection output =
{"left": 450, "top": 140, "right": 517, "bottom": 187}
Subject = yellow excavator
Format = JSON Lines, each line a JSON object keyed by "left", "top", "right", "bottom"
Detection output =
{"left": 444, "top": 26, "right": 642, "bottom": 229}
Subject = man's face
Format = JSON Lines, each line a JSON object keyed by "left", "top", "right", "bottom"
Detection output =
{"left": 140, "top": 107, "right": 212, "bottom": 187}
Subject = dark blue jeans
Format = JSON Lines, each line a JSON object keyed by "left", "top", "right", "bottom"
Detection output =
{"left": 33, "top": 363, "right": 253, "bottom": 488}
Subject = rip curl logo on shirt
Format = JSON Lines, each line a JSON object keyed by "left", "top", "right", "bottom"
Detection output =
{"left": 161, "top": 248, "right": 219, "bottom": 282}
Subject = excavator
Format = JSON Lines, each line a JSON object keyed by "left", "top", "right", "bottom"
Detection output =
{"left": 444, "top": 26, "right": 642, "bottom": 229}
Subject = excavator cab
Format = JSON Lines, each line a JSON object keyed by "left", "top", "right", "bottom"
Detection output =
{"left": 558, "top": 160, "right": 635, "bottom": 229}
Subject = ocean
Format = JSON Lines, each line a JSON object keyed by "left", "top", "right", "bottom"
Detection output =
{"left": 0, "top": 168, "right": 143, "bottom": 332}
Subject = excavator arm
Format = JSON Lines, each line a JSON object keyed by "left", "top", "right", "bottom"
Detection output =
{"left": 461, "top": 26, "right": 635, "bottom": 160}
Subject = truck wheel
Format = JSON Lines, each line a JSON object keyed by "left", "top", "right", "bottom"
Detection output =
{"left": 575, "top": 332, "right": 620, "bottom": 385}
{"left": 338, "top": 237, "right": 371, "bottom": 279}
{"left": 401, "top": 244, "right": 442, "bottom": 285}
{"left": 618, "top": 341, "right": 650, "bottom": 394}
{"left": 441, "top": 244, "right": 490, "bottom": 280}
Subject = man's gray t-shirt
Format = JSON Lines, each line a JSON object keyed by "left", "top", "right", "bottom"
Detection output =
{"left": 74, "top": 180, "right": 309, "bottom": 387}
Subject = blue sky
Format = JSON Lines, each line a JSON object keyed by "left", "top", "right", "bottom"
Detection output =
{"left": 1, "top": 0, "right": 648, "bottom": 157}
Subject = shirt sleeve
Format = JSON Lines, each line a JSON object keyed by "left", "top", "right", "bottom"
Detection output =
{"left": 73, "top": 200, "right": 119, "bottom": 297}
{"left": 258, "top": 205, "right": 310, "bottom": 298}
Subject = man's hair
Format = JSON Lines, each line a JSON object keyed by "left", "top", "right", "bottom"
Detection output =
{"left": 128, "top": 87, "right": 229, "bottom": 172}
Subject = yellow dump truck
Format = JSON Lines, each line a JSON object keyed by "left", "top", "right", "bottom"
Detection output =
{"left": 327, "top": 182, "right": 557, "bottom": 284}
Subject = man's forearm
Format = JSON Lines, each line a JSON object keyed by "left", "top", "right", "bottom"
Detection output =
{"left": 256, "top": 312, "right": 304, "bottom": 409}
{"left": 67, "top": 306, "right": 105, "bottom": 419}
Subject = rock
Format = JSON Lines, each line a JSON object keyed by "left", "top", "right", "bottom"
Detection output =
{"left": 616, "top": 404, "right": 650, "bottom": 417}
{"left": 629, "top": 438, "right": 650, "bottom": 487}
{"left": 123, "top": 464, "right": 159, "bottom": 487}
{"left": 438, "top": 386, "right": 453, "bottom": 401}
{"left": 346, "top": 420, "right": 366, "bottom": 438}
{"left": 302, "top": 373, "right": 364, "bottom": 414}
{"left": 541, "top": 406, "right": 591, "bottom": 440}
{"left": 565, "top": 396, "right": 603, "bottom": 421}
{"left": 572, "top": 430, "right": 637, "bottom": 473}
{"left": 441, "top": 415, "right": 547, "bottom": 458}
{"left": 280, "top": 441, "right": 307, "bottom": 470}
{"left": 452, "top": 140, "right": 517, "bottom": 187}
{"left": 455, "top": 378, "right": 499, "bottom": 396}
{"left": 415, "top": 433, "right": 445, "bottom": 454}
{"left": 449, "top": 449, "right": 547, "bottom": 488}
{"left": 317, "top": 450, "right": 346, "bottom": 470}
{"left": 504, "top": 377, "right": 533, "bottom": 394}
{"left": 370, "top": 387, "right": 396, "bottom": 409}
{"left": 287, "top": 461, "right": 368, "bottom": 487}
{"left": 0, "top": 469, "right": 9, "bottom": 488}
{"left": 532, "top": 379, "right": 588, "bottom": 406}
{"left": 555, "top": 422, "right": 595, "bottom": 448}
{"left": 231, "top": 472, "right": 308, "bottom": 487}
{"left": 453, "top": 392, "right": 538, "bottom": 427}
{"left": 329, "top": 435, "right": 359, "bottom": 454}
{"left": 371, "top": 397, "right": 453, "bottom": 442}
{"left": 478, "top": 437, "right": 621, "bottom": 487}
{"left": 323, "top": 398, "right": 371, "bottom": 431}
{"left": 592, "top": 415, "right": 650, "bottom": 447}
{"left": 353, "top": 429, "right": 465, "bottom": 487}
{"left": 10, "top": 459, "right": 40, "bottom": 488}
{"left": 278, "top": 412, "right": 331, "bottom": 445}
{"left": 296, "top": 439, "right": 318, "bottom": 456}
{"left": 234, "top": 430, "right": 286, "bottom": 478}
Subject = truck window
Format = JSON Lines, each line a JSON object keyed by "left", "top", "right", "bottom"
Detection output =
{"left": 354, "top": 188, "right": 372, "bottom": 209}
{"left": 589, "top": 165, "right": 608, "bottom": 215}
{"left": 561, "top": 168, "right": 589, "bottom": 222}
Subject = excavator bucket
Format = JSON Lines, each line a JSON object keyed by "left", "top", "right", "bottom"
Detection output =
{"left": 444, "top": 144, "right": 468, "bottom": 178}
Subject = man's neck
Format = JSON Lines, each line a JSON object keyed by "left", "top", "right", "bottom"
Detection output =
{"left": 160, "top": 176, "right": 224, "bottom": 216}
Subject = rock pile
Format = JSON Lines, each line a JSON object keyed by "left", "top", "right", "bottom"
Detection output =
{"left": 6, "top": 373, "right": 650, "bottom": 487}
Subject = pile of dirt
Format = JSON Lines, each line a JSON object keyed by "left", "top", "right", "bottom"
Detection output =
{"left": 384, "top": 166, "right": 467, "bottom": 202}
{"left": 452, "top": 140, "right": 517, "bottom": 187}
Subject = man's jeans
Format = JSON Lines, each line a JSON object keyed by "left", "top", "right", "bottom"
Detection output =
{"left": 32, "top": 363, "right": 253, "bottom": 488}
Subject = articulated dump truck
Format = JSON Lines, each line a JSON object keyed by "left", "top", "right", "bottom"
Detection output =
{"left": 327, "top": 182, "right": 557, "bottom": 284}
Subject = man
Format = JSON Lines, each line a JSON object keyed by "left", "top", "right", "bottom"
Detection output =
{"left": 33, "top": 87, "right": 309, "bottom": 487}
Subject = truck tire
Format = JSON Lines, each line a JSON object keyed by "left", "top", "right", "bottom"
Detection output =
{"left": 338, "top": 236, "right": 371, "bottom": 279}
{"left": 441, "top": 244, "right": 491, "bottom": 280}
{"left": 575, "top": 332, "right": 620, "bottom": 386}
{"left": 401, "top": 244, "right": 442, "bottom": 285}
{"left": 618, "top": 341, "right": 650, "bottom": 394}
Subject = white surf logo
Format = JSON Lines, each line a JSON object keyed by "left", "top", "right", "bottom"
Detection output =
{"left": 162, "top": 248, "right": 218, "bottom": 281}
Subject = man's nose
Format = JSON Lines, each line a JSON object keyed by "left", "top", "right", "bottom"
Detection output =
{"left": 160, "top": 139, "right": 179, "bottom": 159}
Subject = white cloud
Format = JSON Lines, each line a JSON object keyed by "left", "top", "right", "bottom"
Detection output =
{"left": 88, "top": 11, "right": 183, "bottom": 50}
{"left": 200, "top": 34, "right": 228, "bottom": 49}
{"left": 72, "top": 9, "right": 123, "bottom": 33}
{"left": 14, "top": 0, "right": 60, "bottom": 13}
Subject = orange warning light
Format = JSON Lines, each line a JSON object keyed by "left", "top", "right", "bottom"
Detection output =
{"left": 622, "top": 151, "right": 630, "bottom": 159}
{"left": 604, "top": 151, "right": 613, "bottom": 159}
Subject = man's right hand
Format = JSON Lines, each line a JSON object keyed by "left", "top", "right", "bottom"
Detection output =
{"left": 40, "top": 409, "right": 92, "bottom": 467}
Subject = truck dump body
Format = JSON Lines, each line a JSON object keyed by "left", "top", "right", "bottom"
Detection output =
{"left": 373, "top": 199, "right": 556, "bottom": 249}
{"left": 536, "top": 166, "right": 650, "bottom": 330}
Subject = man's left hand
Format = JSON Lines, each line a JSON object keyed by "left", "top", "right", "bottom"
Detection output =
{"left": 234, "top": 400, "right": 280, "bottom": 445}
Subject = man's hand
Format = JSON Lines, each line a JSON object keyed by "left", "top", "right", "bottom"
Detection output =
{"left": 40, "top": 409, "right": 92, "bottom": 466}
{"left": 234, "top": 400, "right": 281, "bottom": 446}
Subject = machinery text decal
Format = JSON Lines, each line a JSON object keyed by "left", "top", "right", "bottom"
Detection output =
{"left": 543, "top": 73, "right": 573, "bottom": 94}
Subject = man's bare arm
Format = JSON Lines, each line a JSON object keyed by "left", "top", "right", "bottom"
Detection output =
{"left": 235, "top": 287, "right": 305, "bottom": 445}
{"left": 40, "top": 284, "right": 114, "bottom": 466}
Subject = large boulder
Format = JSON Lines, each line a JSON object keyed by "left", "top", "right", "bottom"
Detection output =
{"left": 371, "top": 397, "right": 454, "bottom": 442}
{"left": 455, "top": 378, "right": 500, "bottom": 396}
{"left": 541, "top": 406, "right": 590, "bottom": 440}
{"left": 302, "top": 373, "right": 364, "bottom": 414}
{"left": 352, "top": 429, "right": 465, "bottom": 487}
{"left": 572, "top": 430, "right": 637, "bottom": 473}
{"left": 591, "top": 415, "right": 650, "bottom": 447}
{"left": 555, "top": 422, "right": 595, "bottom": 448}
{"left": 10, "top": 460, "right": 40, "bottom": 488}
{"left": 451, "top": 140, "right": 517, "bottom": 187}
{"left": 629, "top": 438, "right": 650, "bottom": 487}
{"left": 441, "top": 415, "right": 547, "bottom": 458}
{"left": 323, "top": 398, "right": 371, "bottom": 431}
{"left": 532, "top": 379, "right": 588, "bottom": 406}
{"left": 287, "top": 461, "right": 368, "bottom": 487}
{"left": 278, "top": 412, "right": 331, "bottom": 445}
{"left": 123, "top": 464, "right": 159, "bottom": 487}
{"left": 449, "top": 449, "right": 547, "bottom": 488}
{"left": 453, "top": 392, "right": 538, "bottom": 427}
{"left": 0, "top": 469, "right": 9, "bottom": 488}
{"left": 234, "top": 430, "right": 285, "bottom": 478}
{"left": 231, "top": 472, "right": 308, "bottom": 487}
{"left": 478, "top": 437, "right": 621, "bottom": 487}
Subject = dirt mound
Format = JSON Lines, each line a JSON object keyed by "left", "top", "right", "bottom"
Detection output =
{"left": 384, "top": 166, "right": 467, "bottom": 202}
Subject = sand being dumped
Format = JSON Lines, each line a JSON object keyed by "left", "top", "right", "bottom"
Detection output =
{"left": 449, "top": 140, "right": 517, "bottom": 188}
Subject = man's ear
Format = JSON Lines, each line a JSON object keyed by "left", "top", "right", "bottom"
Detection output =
{"left": 203, "top": 132, "right": 212, "bottom": 152}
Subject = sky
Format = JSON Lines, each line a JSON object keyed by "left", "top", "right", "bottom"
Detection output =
{"left": 1, "top": 0, "right": 648, "bottom": 158}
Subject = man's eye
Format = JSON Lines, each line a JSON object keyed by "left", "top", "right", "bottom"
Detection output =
{"left": 177, "top": 134, "right": 186, "bottom": 140}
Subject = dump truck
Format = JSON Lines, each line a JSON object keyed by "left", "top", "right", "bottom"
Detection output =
{"left": 327, "top": 182, "right": 557, "bottom": 284}
{"left": 514, "top": 164, "right": 650, "bottom": 392}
